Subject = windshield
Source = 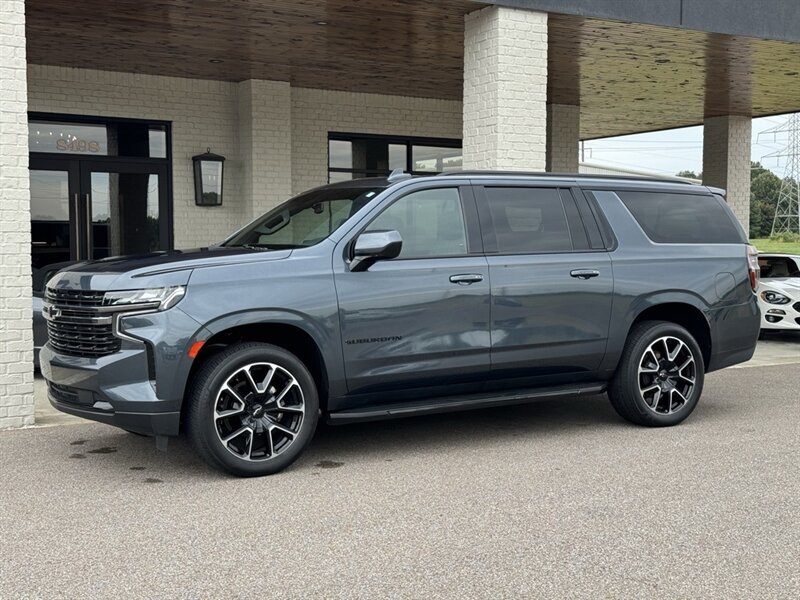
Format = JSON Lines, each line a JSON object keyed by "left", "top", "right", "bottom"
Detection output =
{"left": 224, "top": 186, "right": 384, "bottom": 249}
{"left": 758, "top": 256, "right": 800, "bottom": 278}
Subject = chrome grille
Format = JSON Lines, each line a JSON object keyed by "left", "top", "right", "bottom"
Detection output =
{"left": 44, "top": 288, "right": 120, "bottom": 358}
{"left": 45, "top": 288, "right": 105, "bottom": 307}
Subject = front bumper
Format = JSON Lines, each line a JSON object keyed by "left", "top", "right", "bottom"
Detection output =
{"left": 40, "top": 306, "right": 207, "bottom": 436}
{"left": 758, "top": 298, "right": 800, "bottom": 331}
{"left": 41, "top": 342, "right": 182, "bottom": 436}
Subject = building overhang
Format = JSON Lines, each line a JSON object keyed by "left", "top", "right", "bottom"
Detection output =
{"left": 24, "top": 0, "right": 800, "bottom": 139}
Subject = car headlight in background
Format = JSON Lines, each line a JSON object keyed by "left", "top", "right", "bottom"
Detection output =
{"left": 104, "top": 286, "right": 186, "bottom": 311}
{"left": 759, "top": 290, "right": 791, "bottom": 305}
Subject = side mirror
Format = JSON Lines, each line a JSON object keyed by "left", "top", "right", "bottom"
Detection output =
{"left": 350, "top": 230, "right": 403, "bottom": 272}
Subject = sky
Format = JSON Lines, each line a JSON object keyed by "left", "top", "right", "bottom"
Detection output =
{"left": 582, "top": 113, "right": 797, "bottom": 178}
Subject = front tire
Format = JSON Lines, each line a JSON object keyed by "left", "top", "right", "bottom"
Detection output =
{"left": 608, "top": 320, "right": 705, "bottom": 427}
{"left": 187, "top": 342, "right": 319, "bottom": 476}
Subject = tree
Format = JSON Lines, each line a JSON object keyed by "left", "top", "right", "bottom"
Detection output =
{"left": 676, "top": 170, "right": 701, "bottom": 180}
{"left": 749, "top": 162, "right": 782, "bottom": 237}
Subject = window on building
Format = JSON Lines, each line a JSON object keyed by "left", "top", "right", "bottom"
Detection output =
{"left": 328, "top": 134, "right": 462, "bottom": 182}
{"left": 366, "top": 188, "right": 467, "bottom": 259}
{"left": 29, "top": 120, "right": 167, "bottom": 158}
{"left": 484, "top": 187, "right": 573, "bottom": 254}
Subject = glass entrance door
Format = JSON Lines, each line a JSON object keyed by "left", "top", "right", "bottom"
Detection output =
{"left": 81, "top": 162, "right": 169, "bottom": 260}
{"left": 29, "top": 159, "right": 79, "bottom": 272}
{"left": 29, "top": 158, "right": 170, "bottom": 270}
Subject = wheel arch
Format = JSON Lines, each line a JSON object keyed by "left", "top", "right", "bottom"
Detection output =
{"left": 182, "top": 311, "right": 336, "bottom": 428}
{"left": 629, "top": 300, "right": 712, "bottom": 370}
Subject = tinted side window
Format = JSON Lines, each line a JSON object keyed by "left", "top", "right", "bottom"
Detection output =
{"left": 366, "top": 188, "right": 467, "bottom": 258}
{"left": 484, "top": 187, "right": 572, "bottom": 253}
{"left": 616, "top": 191, "right": 745, "bottom": 244}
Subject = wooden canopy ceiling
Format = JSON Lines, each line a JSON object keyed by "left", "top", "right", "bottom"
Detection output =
{"left": 25, "top": 0, "right": 800, "bottom": 139}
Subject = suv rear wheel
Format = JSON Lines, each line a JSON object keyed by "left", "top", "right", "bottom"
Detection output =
{"left": 187, "top": 342, "right": 319, "bottom": 476}
{"left": 609, "top": 320, "right": 705, "bottom": 427}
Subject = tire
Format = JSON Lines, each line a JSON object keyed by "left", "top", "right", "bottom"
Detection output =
{"left": 608, "top": 320, "right": 705, "bottom": 427}
{"left": 186, "top": 342, "right": 319, "bottom": 476}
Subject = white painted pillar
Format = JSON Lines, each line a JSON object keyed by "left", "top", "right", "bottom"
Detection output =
{"left": 462, "top": 6, "right": 548, "bottom": 171}
{"left": 0, "top": 0, "right": 35, "bottom": 428}
{"left": 237, "top": 80, "right": 292, "bottom": 219}
{"left": 703, "top": 115, "right": 752, "bottom": 235}
{"left": 546, "top": 103, "right": 580, "bottom": 172}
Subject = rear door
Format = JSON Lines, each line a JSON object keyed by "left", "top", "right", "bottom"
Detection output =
{"left": 333, "top": 181, "right": 491, "bottom": 398}
{"left": 475, "top": 183, "right": 613, "bottom": 384}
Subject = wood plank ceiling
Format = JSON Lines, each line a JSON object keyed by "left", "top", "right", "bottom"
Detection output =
{"left": 25, "top": 0, "right": 800, "bottom": 139}
{"left": 548, "top": 14, "right": 800, "bottom": 139}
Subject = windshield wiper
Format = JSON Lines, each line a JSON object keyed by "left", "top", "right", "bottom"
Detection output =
{"left": 240, "top": 243, "right": 274, "bottom": 250}
{"left": 238, "top": 243, "right": 303, "bottom": 250}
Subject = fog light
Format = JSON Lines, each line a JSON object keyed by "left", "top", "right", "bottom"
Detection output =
{"left": 766, "top": 309, "right": 786, "bottom": 315}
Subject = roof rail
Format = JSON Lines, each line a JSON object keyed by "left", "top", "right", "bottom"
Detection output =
{"left": 439, "top": 171, "right": 699, "bottom": 185}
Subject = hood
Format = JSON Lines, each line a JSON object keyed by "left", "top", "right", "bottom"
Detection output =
{"left": 47, "top": 246, "right": 292, "bottom": 292}
{"left": 760, "top": 277, "right": 800, "bottom": 295}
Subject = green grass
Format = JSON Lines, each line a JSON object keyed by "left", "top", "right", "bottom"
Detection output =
{"left": 749, "top": 238, "right": 800, "bottom": 255}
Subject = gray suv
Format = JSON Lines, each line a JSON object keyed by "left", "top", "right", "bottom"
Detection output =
{"left": 41, "top": 172, "right": 760, "bottom": 476}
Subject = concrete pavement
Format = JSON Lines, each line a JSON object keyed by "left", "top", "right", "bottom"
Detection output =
{"left": 2, "top": 364, "right": 798, "bottom": 598}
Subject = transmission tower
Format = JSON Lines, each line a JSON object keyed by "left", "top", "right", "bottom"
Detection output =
{"left": 759, "top": 114, "right": 800, "bottom": 235}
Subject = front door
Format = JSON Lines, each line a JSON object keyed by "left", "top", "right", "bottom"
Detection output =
{"left": 30, "top": 157, "right": 170, "bottom": 271}
{"left": 334, "top": 183, "right": 491, "bottom": 399}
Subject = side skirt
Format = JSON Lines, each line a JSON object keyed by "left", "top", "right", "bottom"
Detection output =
{"left": 327, "top": 382, "right": 607, "bottom": 425}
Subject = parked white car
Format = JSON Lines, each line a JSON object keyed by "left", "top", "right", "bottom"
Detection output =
{"left": 757, "top": 253, "right": 800, "bottom": 331}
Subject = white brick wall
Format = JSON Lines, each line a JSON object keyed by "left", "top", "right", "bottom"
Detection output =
{"left": 546, "top": 103, "right": 580, "bottom": 172}
{"left": 0, "top": 0, "right": 35, "bottom": 429}
{"left": 703, "top": 115, "right": 752, "bottom": 234}
{"left": 291, "top": 88, "right": 462, "bottom": 194}
{"left": 28, "top": 67, "right": 464, "bottom": 241}
{"left": 28, "top": 66, "right": 243, "bottom": 248}
{"left": 238, "top": 80, "right": 292, "bottom": 219}
{"left": 462, "top": 6, "right": 548, "bottom": 171}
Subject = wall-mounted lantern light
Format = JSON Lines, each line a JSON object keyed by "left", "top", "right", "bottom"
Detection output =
{"left": 193, "top": 148, "right": 225, "bottom": 206}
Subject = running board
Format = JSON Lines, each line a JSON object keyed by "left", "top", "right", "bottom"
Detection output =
{"left": 327, "top": 382, "right": 607, "bottom": 425}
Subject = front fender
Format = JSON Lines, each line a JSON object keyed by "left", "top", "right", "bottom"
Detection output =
{"left": 192, "top": 309, "right": 346, "bottom": 400}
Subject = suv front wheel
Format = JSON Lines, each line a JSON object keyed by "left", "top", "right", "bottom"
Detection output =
{"left": 609, "top": 320, "right": 705, "bottom": 427}
{"left": 187, "top": 342, "right": 319, "bottom": 476}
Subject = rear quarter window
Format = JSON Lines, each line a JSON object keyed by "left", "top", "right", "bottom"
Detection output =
{"left": 615, "top": 191, "right": 746, "bottom": 244}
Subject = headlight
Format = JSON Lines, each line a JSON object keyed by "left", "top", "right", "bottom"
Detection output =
{"left": 104, "top": 286, "right": 186, "bottom": 311}
{"left": 760, "top": 290, "right": 791, "bottom": 305}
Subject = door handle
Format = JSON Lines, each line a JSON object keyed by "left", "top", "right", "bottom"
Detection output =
{"left": 84, "top": 194, "right": 93, "bottom": 261}
{"left": 71, "top": 193, "right": 82, "bottom": 260}
{"left": 570, "top": 269, "right": 600, "bottom": 279}
{"left": 450, "top": 273, "right": 484, "bottom": 285}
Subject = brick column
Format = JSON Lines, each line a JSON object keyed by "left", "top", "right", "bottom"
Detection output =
{"left": 462, "top": 6, "right": 548, "bottom": 171}
{"left": 237, "top": 80, "right": 292, "bottom": 219}
{"left": 703, "top": 115, "right": 752, "bottom": 235}
{"left": 0, "top": 0, "right": 35, "bottom": 429}
{"left": 546, "top": 104, "right": 580, "bottom": 172}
